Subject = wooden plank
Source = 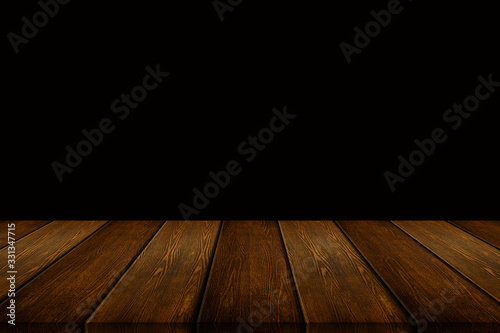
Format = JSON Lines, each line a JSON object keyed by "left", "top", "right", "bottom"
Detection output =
{"left": 0, "top": 220, "right": 163, "bottom": 332}
{"left": 393, "top": 220, "right": 500, "bottom": 302}
{"left": 279, "top": 220, "right": 409, "bottom": 328}
{"left": 449, "top": 220, "right": 500, "bottom": 249}
{"left": 198, "top": 221, "right": 303, "bottom": 332}
{"left": 86, "top": 323, "right": 196, "bottom": 333}
{"left": 0, "top": 220, "right": 108, "bottom": 301}
{"left": 336, "top": 220, "right": 500, "bottom": 329}
{"left": 308, "top": 322, "right": 499, "bottom": 333}
{"left": 0, "top": 220, "right": 52, "bottom": 248}
{"left": 199, "top": 323, "right": 302, "bottom": 333}
{"left": 86, "top": 221, "right": 221, "bottom": 333}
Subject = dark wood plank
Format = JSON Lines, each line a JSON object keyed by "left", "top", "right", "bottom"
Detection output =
{"left": 0, "top": 220, "right": 163, "bottom": 332}
{"left": 86, "top": 221, "right": 220, "bottom": 332}
{"left": 449, "top": 220, "right": 500, "bottom": 249}
{"left": 393, "top": 220, "right": 500, "bottom": 302}
{"left": 86, "top": 323, "right": 302, "bottom": 333}
{"left": 0, "top": 220, "right": 108, "bottom": 300}
{"left": 199, "top": 323, "right": 303, "bottom": 333}
{"left": 198, "top": 221, "right": 303, "bottom": 331}
{"left": 308, "top": 323, "right": 500, "bottom": 333}
{"left": 85, "top": 323, "right": 196, "bottom": 333}
{"left": 279, "top": 220, "right": 409, "bottom": 327}
{"left": 336, "top": 220, "right": 500, "bottom": 329}
{"left": 0, "top": 220, "right": 52, "bottom": 248}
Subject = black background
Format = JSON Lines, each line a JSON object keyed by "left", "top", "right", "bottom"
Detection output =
{"left": 2, "top": 0, "right": 499, "bottom": 219}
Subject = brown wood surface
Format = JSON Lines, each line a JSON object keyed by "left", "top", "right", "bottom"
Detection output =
{"left": 393, "top": 220, "right": 500, "bottom": 302}
{"left": 1, "top": 220, "right": 499, "bottom": 332}
{"left": 198, "top": 221, "right": 303, "bottom": 327}
{"left": 449, "top": 220, "right": 500, "bottom": 249}
{"left": 199, "top": 323, "right": 302, "bottom": 333}
{"left": 0, "top": 220, "right": 108, "bottom": 300}
{"left": 86, "top": 221, "right": 221, "bottom": 331}
{"left": 308, "top": 323, "right": 500, "bottom": 333}
{"left": 0, "top": 220, "right": 163, "bottom": 331}
{"left": 86, "top": 323, "right": 197, "bottom": 333}
{"left": 0, "top": 220, "right": 52, "bottom": 249}
{"left": 336, "top": 220, "right": 500, "bottom": 327}
{"left": 279, "top": 220, "right": 409, "bottom": 327}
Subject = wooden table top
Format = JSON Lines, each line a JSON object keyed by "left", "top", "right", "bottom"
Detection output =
{"left": 1, "top": 220, "right": 498, "bottom": 332}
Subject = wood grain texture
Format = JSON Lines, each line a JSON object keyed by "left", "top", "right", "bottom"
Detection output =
{"left": 449, "top": 220, "right": 500, "bottom": 249}
{"left": 308, "top": 323, "right": 500, "bottom": 333}
{"left": 0, "top": 220, "right": 163, "bottom": 331}
{"left": 86, "top": 221, "right": 221, "bottom": 331}
{"left": 393, "top": 220, "right": 500, "bottom": 302}
{"left": 279, "top": 220, "right": 409, "bottom": 327}
{"left": 0, "top": 220, "right": 52, "bottom": 248}
{"left": 336, "top": 220, "right": 500, "bottom": 327}
{"left": 85, "top": 323, "right": 196, "bottom": 333}
{"left": 199, "top": 323, "right": 302, "bottom": 333}
{"left": 198, "top": 221, "right": 303, "bottom": 326}
{"left": 0, "top": 220, "right": 108, "bottom": 300}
